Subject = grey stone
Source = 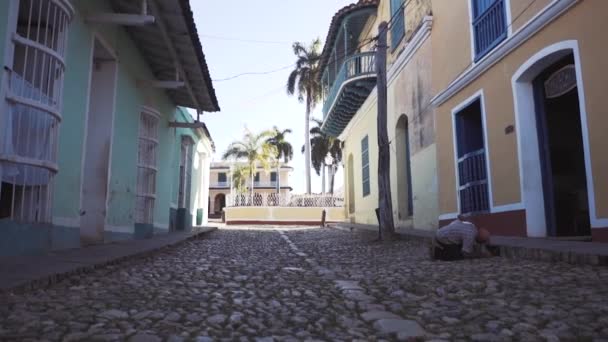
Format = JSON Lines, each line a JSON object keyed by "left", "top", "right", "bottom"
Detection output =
{"left": 373, "top": 318, "right": 426, "bottom": 337}
{"left": 98, "top": 309, "right": 128, "bottom": 320}
{"left": 207, "top": 314, "right": 227, "bottom": 325}
{"left": 361, "top": 311, "right": 402, "bottom": 322}
{"left": 129, "top": 334, "right": 162, "bottom": 342}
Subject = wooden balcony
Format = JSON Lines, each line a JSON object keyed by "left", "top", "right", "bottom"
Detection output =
{"left": 321, "top": 52, "right": 377, "bottom": 137}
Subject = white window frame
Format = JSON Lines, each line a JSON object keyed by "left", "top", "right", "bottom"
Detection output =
{"left": 0, "top": 0, "right": 74, "bottom": 223}
{"left": 178, "top": 135, "right": 194, "bottom": 209}
{"left": 135, "top": 107, "right": 160, "bottom": 224}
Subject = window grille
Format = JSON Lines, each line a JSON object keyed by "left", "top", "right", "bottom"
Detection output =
{"left": 361, "top": 136, "right": 370, "bottom": 197}
{"left": 0, "top": 0, "right": 73, "bottom": 223}
{"left": 135, "top": 110, "right": 159, "bottom": 224}
{"left": 472, "top": 0, "right": 507, "bottom": 61}
{"left": 390, "top": 0, "right": 405, "bottom": 49}
{"left": 454, "top": 99, "right": 490, "bottom": 214}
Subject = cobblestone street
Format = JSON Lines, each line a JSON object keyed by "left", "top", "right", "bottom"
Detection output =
{"left": 1, "top": 227, "right": 608, "bottom": 341}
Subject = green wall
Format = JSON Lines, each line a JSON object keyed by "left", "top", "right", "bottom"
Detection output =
{"left": 0, "top": 1, "right": 12, "bottom": 89}
{"left": 53, "top": 0, "right": 199, "bottom": 231}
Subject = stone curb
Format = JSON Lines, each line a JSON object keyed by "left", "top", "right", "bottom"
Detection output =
{"left": 1, "top": 227, "right": 218, "bottom": 294}
{"left": 328, "top": 223, "right": 608, "bottom": 266}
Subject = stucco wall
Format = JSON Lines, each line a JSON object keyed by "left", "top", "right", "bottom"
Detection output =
{"left": 433, "top": 1, "right": 608, "bottom": 222}
{"left": 52, "top": 0, "right": 189, "bottom": 232}
{"left": 341, "top": 16, "right": 437, "bottom": 230}
{"left": 342, "top": 94, "right": 379, "bottom": 225}
{"left": 224, "top": 207, "right": 345, "bottom": 224}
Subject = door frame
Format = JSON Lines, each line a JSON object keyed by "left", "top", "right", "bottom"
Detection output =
{"left": 79, "top": 33, "right": 118, "bottom": 230}
{"left": 512, "top": 40, "right": 605, "bottom": 237}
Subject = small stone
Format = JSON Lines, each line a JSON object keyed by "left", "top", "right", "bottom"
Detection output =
{"left": 63, "top": 332, "right": 89, "bottom": 342}
{"left": 471, "top": 333, "right": 500, "bottom": 341}
{"left": 167, "top": 335, "right": 185, "bottom": 342}
{"left": 98, "top": 309, "right": 128, "bottom": 320}
{"left": 195, "top": 337, "right": 214, "bottom": 342}
{"left": 255, "top": 337, "right": 274, "bottom": 342}
{"left": 129, "top": 333, "right": 162, "bottom": 342}
{"left": 374, "top": 318, "right": 426, "bottom": 337}
{"left": 207, "top": 314, "right": 227, "bottom": 325}
{"left": 164, "top": 312, "right": 181, "bottom": 321}
{"left": 361, "top": 311, "right": 402, "bottom": 322}
{"left": 442, "top": 316, "right": 460, "bottom": 324}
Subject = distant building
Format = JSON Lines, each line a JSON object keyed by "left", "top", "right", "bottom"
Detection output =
{"left": 0, "top": 0, "right": 219, "bottom": 256}
{"left": 209, "top": 162, "right": 293, "bottom": 218}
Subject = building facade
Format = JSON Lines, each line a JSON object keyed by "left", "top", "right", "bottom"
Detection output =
{"left": 319, "top": 0, "right": 437, "bottom": 231}
{"left": 323, "top": 0, "right": 607, "bottom": 242}
{"left": 432, "top": 0, "right": 608, "bottom": 242}
{"left": 209, "top": 162, "right": 293, "bottom": 217}
{"left": 0, "top": 0, "right": 219, "bottom": 256}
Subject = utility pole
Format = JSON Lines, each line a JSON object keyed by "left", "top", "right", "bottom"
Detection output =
{"left": 376, "top": 21, "right": 396, "bottom": 241}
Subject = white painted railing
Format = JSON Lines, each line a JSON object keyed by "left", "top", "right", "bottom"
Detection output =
{"left": 227, "top": 193, "right": 344, "bottom": 208}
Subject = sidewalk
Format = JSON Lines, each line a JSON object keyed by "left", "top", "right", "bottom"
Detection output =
{"left": 330, "top": 223, "right": 608, "bottom": 266}
{"left": 0, "top": 227, "right": 217, "bottom": 292}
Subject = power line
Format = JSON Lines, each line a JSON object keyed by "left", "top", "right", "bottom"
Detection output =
{"left": 213, "top": 63, "right": 295, "bottom": 82}
{"left": 213, "top": 37, "right": 377, "bottom": 83}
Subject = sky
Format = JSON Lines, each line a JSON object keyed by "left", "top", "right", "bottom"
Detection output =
{"left": 189, "top": 1, "right": 354, "bottom": 194}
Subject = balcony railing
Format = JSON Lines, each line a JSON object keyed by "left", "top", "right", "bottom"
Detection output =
{"left": 457, "top": 149, "right": 489, "bottom": 214}
{"left": 323, "top": 52, "right": 376, "bottom": 118}
{"left": 227, "top": 193, "right": 344, "bottom": 208}
{"left": 473, "top": 0, "right": 507, "bottom": 61}
{"left": 253, "top": 181, "right": 278, "bottom": 188}
{"left": 211, "top": 181, "right": 230, "bottom": 188}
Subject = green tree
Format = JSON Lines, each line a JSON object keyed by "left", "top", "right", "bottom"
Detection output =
{"left": 231, "top": 165, "right": 250, "bottom": 194}
{"left": 223, "top": 129, "right": 276, "bottom": 202}
{"left": 287, "top": 39, "right": 322, "bottom": 194}
{"left": 266, "top": 126, "right": 294, "bottom": 193}
{"left": 303, "top": 119, "right": 342, "bottom": 194}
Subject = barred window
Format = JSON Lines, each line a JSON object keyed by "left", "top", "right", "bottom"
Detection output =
{"left": 135, "top": 110, "right": 159, "bottom": 224}
{"left": 0, "top": 0, "right": 73, "bottom": 223}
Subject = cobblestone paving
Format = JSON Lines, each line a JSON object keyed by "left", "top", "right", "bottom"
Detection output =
{"left": 285, "top": 228, "right": 608, "bottom": 341}
{"left": 1, "top": 227, "right": 607, "bottom": 341}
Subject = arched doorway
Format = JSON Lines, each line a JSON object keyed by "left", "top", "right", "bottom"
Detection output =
{"left": 513, "top": 41, "right": 593, "bottom": 238}
{"left": 347, "top": 154, "right": 355, "bottom": 214}
{"left": 214, "top": 194, "right": 226, "bottom": 214}
{"left": 396, "top": 115, "right": 413, "bottom": 220}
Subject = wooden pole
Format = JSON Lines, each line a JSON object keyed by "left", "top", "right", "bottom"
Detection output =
{"left": 376, "top": 22, "right": 396, "bottom": 241}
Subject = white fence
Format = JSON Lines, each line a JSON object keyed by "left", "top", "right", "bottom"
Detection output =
{"left": 227, "top": 193, "right": 344, "bottom": 208}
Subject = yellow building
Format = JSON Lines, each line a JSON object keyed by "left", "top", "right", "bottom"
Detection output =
{"left": 208, "top": 162, "right": 293, "bottom": 217}
{"left": 432, "top": 0, "right": 608, "bottom": 241}
{"left": 319, "top": 0, "right": 437, "bottom": 231}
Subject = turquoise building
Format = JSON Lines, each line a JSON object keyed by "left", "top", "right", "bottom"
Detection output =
{"left": 0, "top": 0, "right": 219, "bottom": 256}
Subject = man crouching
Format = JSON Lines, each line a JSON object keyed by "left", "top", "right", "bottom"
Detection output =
{"left": 432, "top": 214, "right": 493, "bottom": 261}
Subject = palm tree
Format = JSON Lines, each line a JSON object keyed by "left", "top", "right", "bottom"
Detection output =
{"left": 287, "top": 39, "right": 322, "bottom": 194}
{"left": 231, "top": 165, "right": 250, "bottom": 194}
{"left": 303, "top": 119, "right": 342, "bottom": 194}
{"left": 266, "top": 127, "right": 294, "bottom": 193}
{"left": 223, "top": 129, "right": 276, "bottom": 203}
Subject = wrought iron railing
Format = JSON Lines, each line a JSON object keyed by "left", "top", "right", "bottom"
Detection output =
{"left": 211, "top": 181, "right": 230, "bottom": 188}
{"left": 227, "top": 193, "right": 344, "bottom": 208}
{"left": 473, "top": 0, "right": 507, "bottom": 61}
{"left": 253, "top": 181, "right": 277, "bottom": 188}
{"left": 323, "top": 52, "right": 376, "bottom": 118}
{"left": 457, "top": 149, "right": 489, "bottom": 214}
